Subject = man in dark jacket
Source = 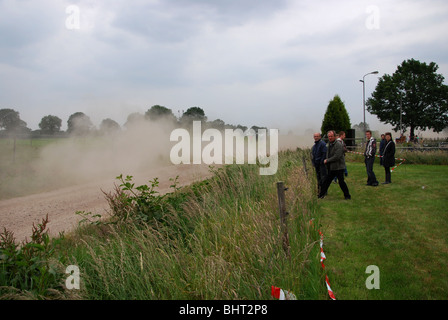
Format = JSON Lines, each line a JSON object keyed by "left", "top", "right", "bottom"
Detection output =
{"left": 318, "top": 130, "right": 351, "bottom": 200}
{"left": 311, "top": 133, "right": 327, "bottom": 195}
{"left": 364, "top": 130, "right": 379, "bottom": 186}
{"left": 382, "top": 132, "right": 396, "bottom": 184}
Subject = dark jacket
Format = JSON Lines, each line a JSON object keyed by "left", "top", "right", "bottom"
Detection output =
{"left": 382, "top": 140, "right": 396, "bottom": 167}
{"left": 379, "top": 138, "right": 386, "bottom": 165}
{"left": 312, "top": 139, "right": 327, "bottom": 167}
{"left": 326, "top": 139, "right": 346, "bottom": 171}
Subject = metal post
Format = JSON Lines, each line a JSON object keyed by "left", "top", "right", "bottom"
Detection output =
{"left": 360, "top": 71, "right": 379, "bottom": 143}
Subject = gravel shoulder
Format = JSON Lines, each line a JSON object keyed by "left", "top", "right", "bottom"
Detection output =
{"left": 0, "top": 164, "right": 213, "bottom": 243}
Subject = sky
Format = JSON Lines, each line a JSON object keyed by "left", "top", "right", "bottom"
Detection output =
{"left": 1, "top": 0, "right": 448, "bottom": 136}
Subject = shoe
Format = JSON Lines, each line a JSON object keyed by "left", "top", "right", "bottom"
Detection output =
{"left": 371, "top": 182, "right": 379, "bottom": 186}
{"left": 318, "top": 194, "right": 326, "bottom": 199}
{"left": 345, "top": 195, "right": 351, "bottom": 200}
{"left": 381, "top": 181, "right": 390, "bottom": 184}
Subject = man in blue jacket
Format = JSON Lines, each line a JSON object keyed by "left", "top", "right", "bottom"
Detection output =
{"left": 311, "top": 132, "right": 327, "bottom": 195}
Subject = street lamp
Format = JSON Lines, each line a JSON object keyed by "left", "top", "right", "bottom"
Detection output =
{"left": 360, "top": 71, "right": 379, "bottom": 141}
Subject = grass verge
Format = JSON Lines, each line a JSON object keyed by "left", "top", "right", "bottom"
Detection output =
{"left": 318, "top": 159, "right": 448, "bottom": 299}
{"left": 2, "top": 149, "right": 326, "bottom": 300}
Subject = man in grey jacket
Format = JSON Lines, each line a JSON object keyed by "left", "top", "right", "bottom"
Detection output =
{"left": 318, "top": 130, "right": 351, "bottom": 200}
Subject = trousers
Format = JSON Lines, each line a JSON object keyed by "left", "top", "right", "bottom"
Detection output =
{"left": 365, "top": 157, "right": 378, "bottom": 185}
{"left": 314, "top": 163, "right": 327, "bottom": 194}
{"left": 319, "top": 169, "right": 351, "bottom": 198}
{"left": 384, "top": 166, "right": 391, "bottom": 183}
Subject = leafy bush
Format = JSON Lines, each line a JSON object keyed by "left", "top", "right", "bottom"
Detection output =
{"left": 104, "top": 174, "right": 190, "bottom": 224}
{"left": 0, "top": 215, "right": 66, "bottom": 299}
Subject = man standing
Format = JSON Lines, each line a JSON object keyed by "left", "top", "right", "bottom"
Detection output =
{"left": 364, "top": 130, "right": 379, "bottom": 186}
{"left": 311, "top": 133, "right": 327, "bottom": 195}
{"left": 318, "top": 130, "right": 351, "bottom": 200}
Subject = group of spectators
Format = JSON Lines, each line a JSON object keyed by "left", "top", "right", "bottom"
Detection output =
{"left": 311, "top": 130, "right": 396, "bottom": 200}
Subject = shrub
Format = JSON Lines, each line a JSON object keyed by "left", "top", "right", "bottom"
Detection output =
{"left": 0, "top": 215, "right": 66, "bottom": 299}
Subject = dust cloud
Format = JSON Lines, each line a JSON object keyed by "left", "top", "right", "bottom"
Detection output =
{"left": 32, "top": 123, "right": 313, "bottom": 186}
{"left": 6, "top": 121, "right": 314, "bottom": 199}
{"left": 278, "top": 134, "right": 313, "bottom": 151}
{"left": 31, "top": 119, "right": 177, "bottom": 190}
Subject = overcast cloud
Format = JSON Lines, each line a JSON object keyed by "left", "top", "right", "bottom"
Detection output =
{"left": 1, "top": 0, "right": 448, "bottom": 135}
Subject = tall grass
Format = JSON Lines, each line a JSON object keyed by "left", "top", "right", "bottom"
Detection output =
{"left": 62, "top": 149, "right": 326, "bottom": 300}
{"left": 347, "top": 146, "right": 448, "bottom": 165}
{"left": 395, "top": 149, "right": 448, "bottom": 165}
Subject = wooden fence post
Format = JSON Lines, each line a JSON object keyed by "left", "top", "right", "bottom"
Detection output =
{"left": 276, "top": 181, "right": 290, "bottom": 258}
{"left": 302, "top": 154, "right": 308, "bottom": 178}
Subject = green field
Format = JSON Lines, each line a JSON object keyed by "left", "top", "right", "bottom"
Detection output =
{"left": 0, "top": 137, "right": 71, "bottom": 199}
{"left": 318, "top": 157, "right": 448, "bottom": 299}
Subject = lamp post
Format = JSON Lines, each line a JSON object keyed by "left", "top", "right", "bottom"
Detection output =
{"left": 359, "top": 71, "right": 379, "bottom": 142}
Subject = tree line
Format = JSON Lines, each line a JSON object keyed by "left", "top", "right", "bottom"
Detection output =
{"left": 0, "top": 105, "right": 266, "bottom": 137}
{"left": 2, "top": 59, "right": 447, "bottom": 140}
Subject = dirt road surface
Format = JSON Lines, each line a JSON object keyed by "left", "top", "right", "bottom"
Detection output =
{"left": 0, "top": 164, "right": 213, "bottom": 243}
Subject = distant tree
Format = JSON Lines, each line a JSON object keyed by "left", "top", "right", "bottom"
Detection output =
{"left": 209, "top": 118, "right": 226, "bottom": 130}
{"left": 67, "top": 112, "right": 93, "bottom": 135}
{"left": 321, "top": 95, "right": 351, "bottom": 135}
{"left": 353, "top": 122, "right": 371, "bottom": 137}
{"left": 39, "top": 115, "right": 62, "bottom": 134}
{"left": 124, "top": 112, "right": 145, "bottom": 129}
{"left": 353, "top": 122, "right": 370, "bottom": 131}
{"left": 251, "top": 125, "right": 267, "bottom": 132}
{"left": 0, "top": 108, "right": 29, "bottom": 134}
{"left": 99, "top": 118, "right": 120, "bottom": 134}
{"left": 235, "top": 124, "right": 248, "bottom": 132}
{"left": 180, "top": 107, "right": 207, "bottom": 125}
{"left": 367, "top": 59, "right": 448, "bottom": 140}
{"left": 145, "top": 105, "right": 176, "bottom": 122}
{"left": 0, "top": 108, "right": 20, "bottom": 131}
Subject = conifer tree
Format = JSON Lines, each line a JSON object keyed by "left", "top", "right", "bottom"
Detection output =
{"left": 321, "top": 95, "right": 351, "bottom": 135}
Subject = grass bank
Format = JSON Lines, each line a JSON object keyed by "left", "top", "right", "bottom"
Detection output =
{"left": 1, "top": 149, "right": 327, "bottom": 300}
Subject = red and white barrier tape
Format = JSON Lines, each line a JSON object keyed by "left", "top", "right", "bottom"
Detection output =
{"left": 271, "top": 225, "right": 336, "bottom": 300}
{"left": 271, "top": 286, "right": 297, "bottom": 300}
{"left": 347, "top": 150, "right": 406, "bottom": 173}
{"left": 325, "top": 275, "right": 336, "bottom": 300}
{"left": 319, "top": 230, "right": 336, "bottom": 300}
{"left": 390, "top": 158, "right": 406, "bottom": 172}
